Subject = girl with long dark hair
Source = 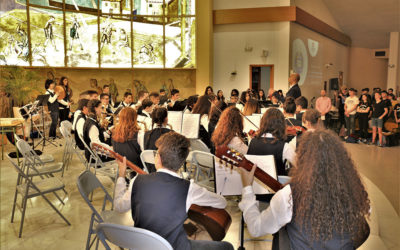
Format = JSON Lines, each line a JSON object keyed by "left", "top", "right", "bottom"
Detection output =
{"left": 58, "top": 76, "right": 72, "bottom": 122}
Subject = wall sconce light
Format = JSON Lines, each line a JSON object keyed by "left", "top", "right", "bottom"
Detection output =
{"left": 244, "top": 44, "right": 253, "bottom": 52}
{"left": 388, "top": 64, "right": 395, "bottom": 68}
{"left": 261, "top": 50, "right": 269, "bottom": 58}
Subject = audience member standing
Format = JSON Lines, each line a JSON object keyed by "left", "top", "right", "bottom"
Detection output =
{"left": 316, "top": 89, "right": 332, "bottom": 128}
{"left": 371, "top": 91, "right": 388, "bottom": 147}
{"left": 344, "top": 88, "right": 359, "bottom": 136}
{"left": 357, "top": 94, "right": 371, "bottom": 142}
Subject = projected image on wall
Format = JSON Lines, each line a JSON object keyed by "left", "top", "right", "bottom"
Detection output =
{"left": 0, "top": 6, "right": 29, "bottom": 66}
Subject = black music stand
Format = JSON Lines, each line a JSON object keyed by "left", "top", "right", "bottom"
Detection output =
{"left": 34, "top": 94, "right": 57, "bottom": 150}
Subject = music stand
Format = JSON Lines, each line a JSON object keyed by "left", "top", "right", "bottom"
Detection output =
{"left": 34, "top": 94, "right": 57, "bottom": 150}
{"left": 26, "top": 100, "right": 40, "bottom": 149}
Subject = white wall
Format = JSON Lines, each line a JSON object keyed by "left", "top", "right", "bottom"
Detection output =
{"left": 213, "top": 22, "right": 290, "bottom": 96}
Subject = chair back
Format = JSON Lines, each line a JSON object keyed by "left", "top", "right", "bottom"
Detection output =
{"left": 16, "top": 139, "right": 44, "bottom": 172}
{"left": 60, "top": 120, "right": 72, "bottom": 138}
{"left": 77, "top": 170, "right": 112, "bottom": 220}
{"left": 139, "top": 150, "right": 155, "bottom": 173}
{"left": 96, "top": 223, "right": 173, "bottom": 250}
{"left": 191, "top": 150, "right": 214, "bottom": 168}
{"left": 190, "top": 139, "right": 210, "bottom": 153}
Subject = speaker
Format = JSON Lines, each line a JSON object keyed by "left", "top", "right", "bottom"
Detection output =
{"left": 329, "top": 78, "right": 339, "bottom": 90}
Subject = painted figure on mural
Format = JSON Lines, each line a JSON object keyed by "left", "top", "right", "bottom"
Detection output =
{"left": 100, "top": 17, "right": 116, "bottom": 51}
{"left": 44, "top": 16, "right": 57, "bottom": 51}
{"left": 69, "top": 15, "right": 84, "bottom": 51}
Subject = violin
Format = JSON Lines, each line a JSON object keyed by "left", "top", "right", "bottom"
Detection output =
{"left": 91, "top": 143, "right": 232, "bottom": 241}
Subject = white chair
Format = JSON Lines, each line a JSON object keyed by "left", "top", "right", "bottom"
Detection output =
{"left": 77, "top": 171, "right": 134, "bottom": 250}
{"left": 96, "top": 223, "right": 172, "bottom": 250}
{"left": 186, "top": 139, "right": 211, "bottom": 176}
{"left": 190, "top": 150, "right": 215, "bottom": 191}
{"left": 139, "top": 150, "right": 155, "bottom": 173}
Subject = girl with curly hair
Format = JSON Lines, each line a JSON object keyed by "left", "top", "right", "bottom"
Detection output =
{"left": 112, "top": 107, "right": 144, "bottom": 170}
{"left": 239, "top": 129, "right": 370, "bottom": 249}
{"left": 211, "top": 106, "right": 248, "bottom": 155}
{"left": 247, "top": 108, "right": 295, "bottom": 176}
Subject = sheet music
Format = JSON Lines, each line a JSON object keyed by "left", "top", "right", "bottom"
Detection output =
{"left": 167, "top": 111, "right": 183, "bottom": 133}
{"left": 181, "top": 113, "right": 200, "bottom": 139}
{"left": 215, "top": 155, "right": 277, "bottom": 196}
{"left": 243, "top": 115, "right": 261, "bottom": 133}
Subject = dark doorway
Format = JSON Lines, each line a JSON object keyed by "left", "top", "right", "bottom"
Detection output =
{"left": 249, "top": 65, "right": 274, "bottom": 91}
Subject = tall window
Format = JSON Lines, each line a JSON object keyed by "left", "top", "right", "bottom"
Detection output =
{"left": 0, "top": 0, "right": 196, "bottom": 68}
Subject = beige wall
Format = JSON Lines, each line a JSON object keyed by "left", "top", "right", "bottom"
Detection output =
{"left": 213, "top": 22, "right": 290, "bottom": 96}
{"left": 213, "top": 0, "right": 290, "bottom": 10}
{"left": 290, "top": 22, "right": 350, "bottom": 101}
{"left": 348, "top": 47, "right": 388, "bottom": 92}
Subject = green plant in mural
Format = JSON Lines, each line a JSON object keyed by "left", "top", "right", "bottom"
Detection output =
{"left": 1, "top": 66, "right": 42, "bottom": 107}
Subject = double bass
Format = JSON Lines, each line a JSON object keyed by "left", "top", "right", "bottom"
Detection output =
{"left": 91, "top": 143, "right": 232, "bottom": 241}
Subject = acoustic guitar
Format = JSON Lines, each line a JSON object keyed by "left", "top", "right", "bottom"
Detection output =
{"left": 91, "top": 143, "right": 232, "bottom": 241}
{"left": 215, "top": 145, "right": 283, "bottom": 192}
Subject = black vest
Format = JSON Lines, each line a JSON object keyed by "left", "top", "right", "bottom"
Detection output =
{"left": 112, "top": 133, "right": 144, "bottom": 170}
{"left": 46, "top": 90, "right": 59, "bottom": 113}
{"left": 74, "top": 113, "right": 86, "bottom": 150}
{"left": 83, "top": 117, "right": 105, "bottom": 160}
{"left": 144, "top": 128, "right": 171, "bottom": 150}
{"left": 248, "top": 137, "right": 287, "bottom": 176}
{"left": 131, "top": 172, "right": 191, "bottom": 250}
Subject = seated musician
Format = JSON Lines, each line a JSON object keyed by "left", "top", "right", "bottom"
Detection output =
{"left": 289, "top": 109, "right": 321, "bottom": 150}
{"left": 140, "top": 107, "right": 171, "bottom": 152}
{"left": 247, "top": 108, "right": 295, "bottom": 176}
{"left": 159, "top": 89, "right": 168, "bottom": 106}
{"left": 184, "top": 95, "right": 199, "bottom": 114}
{"left": 192, "top": 95, "right": 213, "bottom": 148}
{"left": 45, "top": 79, "right": 59, "bottom": 139}
{"left": 243, "top": 99, "right": 260, "bottom": 116}
{"left": 117, "top": 92, "right": 135, "bottom": 109}
{"left": 229, "top": 95, "right": 244, "bottom": 111}
{"left": 167, "top": 88, "right": 180, "bottom": 110}
{"left": 82, "top": 99, "right": 112, "bottom": 161}
{"left": 102, "top": 84, "right": 114, "bottom": 107}
{"left": 114, "top": 132, "right": 233, "bottom": 250}
{"left": 137, "top": 99, "right": 153, "bottom": 118}
{"left": 78, "top": 90, "right": 99, "bottom": 100}
{"left": 100, "top": 93, "right": 114, "bottom": 114}
{"left": 212, "top": 106, "right": 248, "bottom": 155}
{"left": 270, "top": 91, "right": 282, "bottom": 107}
{"left": 111, "top": 108, "right": 144, "bottom": 170}
{"left": 239, "top": 129, "right": 370, "bottom": 249}
{"left": 135, "top": 90, "right": 149, "bottom": 109}
{"left": 149, "top": 91, "right": 160, "bottom": 106}
{"left": 74, "top": 99, "right": 89, "bottom": 150}
{"left": 283, "top": 97, "right": 302, "bottom": 127}
{"left": 294, "top": 96, "right": 308, "bottom": 122}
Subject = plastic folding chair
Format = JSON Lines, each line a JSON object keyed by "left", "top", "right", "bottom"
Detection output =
{"left": 7, "top": 155, "right": 70, "bottom": 238}
{"left": 186, "top": 139, "right": 211, "bottom": 176}
{"left": 190, "top": 150, "right": 215, "bottom": 191}
{"left": 139, "top": 150, "right": 155, "bottom": 173}
{"left": 96, "top": 223, "right": 172, "bottom": 250}
{"left": 77, "top": 171, "right": 134, "bottom": 250}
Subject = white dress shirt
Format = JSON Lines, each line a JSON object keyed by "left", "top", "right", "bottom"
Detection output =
{"left": 114, "top": 168, "right": 227, "bottom": 213}
{"left": 46, "top": 89, "right": 58, "bottom": 104}
{"left": 76, "top": 114, "right": 86, "bottom": 138}
{"left": 72, "top": 110, "right": 82, "bottom": 131}
{"left": 239, "top": 184, "right": 293, "bottom": 237}
{"left": 88, "top": 117, "right": 111, "bottom": 148}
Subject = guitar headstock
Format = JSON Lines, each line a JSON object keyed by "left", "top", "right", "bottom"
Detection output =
{"left": 215, "top": 146, "right": 253, "bottom": 172}
{"left": 91, "top": 143, "right": 116, "bottom": 160}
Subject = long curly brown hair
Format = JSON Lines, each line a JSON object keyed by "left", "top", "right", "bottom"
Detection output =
{"left": 212, "top": 106, "right": 243, "bottom": 147}
{"left": 291, "top": 129, "right": 370, "bottom": 243}
{"left": 112, "top": 108, "right": 140, "bottom": 143}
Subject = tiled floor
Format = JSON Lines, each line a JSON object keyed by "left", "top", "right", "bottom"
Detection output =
{"left": 0, "top": 138, "right": 399, "bottom": 249}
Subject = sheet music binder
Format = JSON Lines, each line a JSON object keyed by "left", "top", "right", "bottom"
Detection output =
{"left": 167, "top": 111, "right": 200, "bottom": 139}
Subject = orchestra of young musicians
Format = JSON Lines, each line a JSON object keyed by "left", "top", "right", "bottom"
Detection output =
{"left": 38, "top": 74, "right": 374, "bottom": 249}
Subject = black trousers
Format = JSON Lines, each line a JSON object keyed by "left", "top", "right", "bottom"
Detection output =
{"left": 49, "top": 111, "right": 59, "bottom": 138}
{"left": 358, "top": 113, "right": 369, "bottom": 139}
{"left": 59, "top": 108, "right": 70, "bottom": 122}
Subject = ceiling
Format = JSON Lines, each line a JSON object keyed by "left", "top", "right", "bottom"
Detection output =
{"left": 322, "top": 0, "right": 400, "bottom": 49}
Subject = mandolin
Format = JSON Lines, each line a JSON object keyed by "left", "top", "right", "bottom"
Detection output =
{"left": 91, "top": 143, "right": 232, "bottom": 241}
{"left": 215, "top": 145, "right": 283, "bottom": 192}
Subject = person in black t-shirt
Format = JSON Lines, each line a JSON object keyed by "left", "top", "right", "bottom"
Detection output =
{"left": 381, "top": 91, "right": 392, "bottom": 127}
{"left": 370, "top": 92, "right": 388, "bottom": 147}
{"left": 356, "top": 94, "right": 371, "bottom": 142}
